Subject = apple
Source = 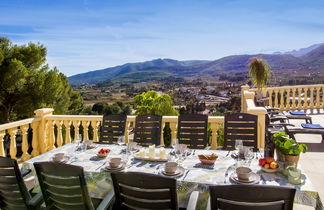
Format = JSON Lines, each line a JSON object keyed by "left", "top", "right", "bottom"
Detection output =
{"left": 266, "top": 157, "right": 275, "bottom": 164}
{"left": 258, "top": 158, "right": 266, "bottom": 166}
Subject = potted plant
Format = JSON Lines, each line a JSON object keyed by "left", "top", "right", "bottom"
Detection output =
{"left": 272, "top": 132, "right": 308, "bottom": 164}
{"left": 248, "top": 57, "right": 271, "bottom": 100}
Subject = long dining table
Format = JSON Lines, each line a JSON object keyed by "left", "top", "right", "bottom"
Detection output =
{"left": 23, "top": 143, "right": 323, "bottom": 210}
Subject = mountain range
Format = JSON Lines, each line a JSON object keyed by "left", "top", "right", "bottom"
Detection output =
{"left": 69, "top": 43, "right": 324, "bottom": 84}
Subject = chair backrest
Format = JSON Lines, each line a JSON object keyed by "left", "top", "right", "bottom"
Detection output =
{"left": 100, "top": 114, "right": 127, "bottom": 144}
{"left": 177, "top": 114, "right": 208, "bottom": 149}
{"left": 210, "top": 185, "right": 295, "bottom": 210}
{"left": 224, "top": 113, "right": 258, "bottom": 151}
{"left": 133, "top": 115, "right": 162, "bottom": 146}
{"left": 111, "top": 171, "right": 178, "bottom": 210}
{"left": 0, "top": 157, "right": 31, "bottom": 210}
{"left": 34, "top": 162, "right": 94, "bottom": 210}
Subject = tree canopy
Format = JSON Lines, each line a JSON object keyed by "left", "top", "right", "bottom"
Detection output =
{"left": 0, "top": 37, "right": 83, "bottom": 123}
{"left": 133, "top": 90, "right": 178, "bottom": 116}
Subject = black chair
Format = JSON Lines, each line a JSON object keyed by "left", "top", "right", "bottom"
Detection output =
{"left": 0, "top": 157, "right": 43, "bottom": 210}
{"left": 33, "top": 162, "right": 114, "bottom": 210}
{"left": 177, "top": 114, "right": 208, "bottom": 149}
{"left": 224, "top": 113, "right": 258, "bottom": 151}
{"left": 209, "top": 185, "right": 296, "bottom": 210}
{"left": 111, "top": 171, "right": 178, "bottom": 210}
{"left": 133, "top": 115, "right": 162, "bottom": 146}
{"left": 99, "top": 114, "right": 127, "bottom": 144}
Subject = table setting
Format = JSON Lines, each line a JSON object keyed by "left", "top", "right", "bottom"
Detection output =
{"left": 22, "top": 138, "right": 323, "bottom": 210}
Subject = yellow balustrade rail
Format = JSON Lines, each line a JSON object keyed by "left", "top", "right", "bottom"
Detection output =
{"left": 0, "top": 108, "right": 224, "bottom": 161}
{"left": 248, "top": 84, "right": 324, "bottom": 111}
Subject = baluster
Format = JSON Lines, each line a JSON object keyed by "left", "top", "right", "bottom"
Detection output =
{"left": 285, "top": 88, "right": 290, "bottom": 110}
{"left": 274, "top": 89, "right": 279, "bottom": 108}
{"left": 0, "top": 131, "right": 5, "bottom": 157}
{"left": 268, "top": 90, "right": 273, "bottom": 107}
{"left": 316, "top": 87, "right": 321, "bottom": 108}
{"left": 210, "top": 122, "right": 219, "bottom": 150}
{"left": 125, "top": 120, "right": 131, "bottom": 143}
{"left": 56, "top": 120, "right": 63, "bottom": 147}
{"left": 73, "top": 120, "right": 80, "bottom": 140}
{"left": 82, "top": 121, "right": 90, "bottom": 140}
{"left": 297, "top": 88, "right": 302, "bottom": 110}
{"left": 92, "top": 120, "right": 100, "bottom": 142}
{"left": 8, "top": 128, "right": 18, "bottom": 159}
{"left": 291, "top": 88, "right": 296, "bottom": 109}
{"left": 280, "top": 89, "right": 284, "bottom": 110}
{"left": 160, "top": 121, "right": 166, "bottom": 145}
{"left": 304, "top": 88, "right": 308, "bottom": 109}
{"left": 169, "top": 121, "right": 177, "bottom": 145}
{"left": 310, "top": 87, "right": 315, "bottom": 109}
{"left": 20, "top": 125, "right": 31, "bottom": 161}
{"left": 64, "top": 120, "right": 72, "bottom": 144}
{"left": 47, "top": 120, "right": 56, "bottom": 151}
{"left": 31, "top": 122, "right": 40, "bottom": 157}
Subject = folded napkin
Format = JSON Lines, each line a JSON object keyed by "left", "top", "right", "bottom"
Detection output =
{"left": 301, "top": 123, "right": 324, "bottom": 129}
{"left": 289, "top": 111, "right": 306, "bottom": 115}
{"left": 193, "top": 163, "right": 214, "bottom": 170}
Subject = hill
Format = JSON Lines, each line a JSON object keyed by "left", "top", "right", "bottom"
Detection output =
{"left": 69, "top": 43, "right": 324, "bottom": 84}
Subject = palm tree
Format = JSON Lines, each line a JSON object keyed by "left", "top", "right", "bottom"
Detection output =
{"left": 248, "top": 57, "right": 271, "bottom": 99}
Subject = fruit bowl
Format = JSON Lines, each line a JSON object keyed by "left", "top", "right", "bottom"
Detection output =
{"left": 259, "top": 157, "right": 279, "bottom": 173}
{"left": 261, "top": 166, "right": 280, "bottom": 173}
{"left": 198, "top": 153, "right": 218, "bottom": 165}
{"left": 97, "top": 149, "right": 110, "bottom": 158}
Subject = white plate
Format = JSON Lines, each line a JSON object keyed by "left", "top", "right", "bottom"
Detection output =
{"left": 134, "top": 153, "right": 168, "bottom": 162}
{"left": 103, "top": 163, "right": 125, "bottom": 171}
{"left": 261, "top": 166, "right": 280, "bottom": 173}
{"left": 52, "top": 156, "right": 70, "bottom": 163}
{"left": 159, "top": 166, "right": 185, "bottom": 177}
{"left": 230, "top": 172, "right": 260, "bottom": 184}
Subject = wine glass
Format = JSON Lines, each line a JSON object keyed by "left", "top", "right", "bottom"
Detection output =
{"left": 171, "top": 138, "right": 179, "bottom": 149}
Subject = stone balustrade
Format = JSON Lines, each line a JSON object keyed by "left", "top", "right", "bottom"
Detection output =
{"left": 0, "top": 109, "right": 224, "bottom": 161}
{"left": 248, "top": 84, "right": 324, "bottom": 111}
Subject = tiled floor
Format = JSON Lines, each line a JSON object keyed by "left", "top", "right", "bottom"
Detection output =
{"left": 286, "top": 112, "right": 324, "bottom": 202}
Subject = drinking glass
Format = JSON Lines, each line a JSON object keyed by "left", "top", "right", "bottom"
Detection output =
{"left": 235, "top": 140, "right": 243, "bottom": 152}
{"left": 171, "top": 139, "right": 179, "bottom": 150}
{"left": 117, "top": 136, "right": 125, "bottom": 146}
{"left": 244, "top": 148, "right": 254, "bottom": 160}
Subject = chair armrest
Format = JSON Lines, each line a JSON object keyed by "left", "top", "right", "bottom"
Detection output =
{"left": 27, "top": 192, "right": 43, "bottom": 207}
{"left": 269, "top": 123, "right": 295, "bottom": 127}
{"left": 96, "top": 190, "right": 115, "bottom": 210}
{"left": 21, "top": 169, "right": 32, "bottom": 177}
{"left": 187, "top": 191, "right": 199, "bottom": 210}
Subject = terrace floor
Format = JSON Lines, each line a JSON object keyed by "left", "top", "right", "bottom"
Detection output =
{"left": 288, "top": 111, "right": 324, "bottom": 202}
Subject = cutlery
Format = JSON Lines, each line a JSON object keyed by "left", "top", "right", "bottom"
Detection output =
{"left": 193, "top": 150, "right": 196, "bottom": 155}
{"left": 181, "top": 170, "right": 190, "bottom": 180}
{"left": 225, "top": 150, "right": 230, "bottom": 157}
{"left": 95, "top": 162, "right": 106, "bottom": 171}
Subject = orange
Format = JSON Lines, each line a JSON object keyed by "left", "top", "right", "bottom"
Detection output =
{"left": 266, "top": 157, "right": 275, "bottom": 164}
{"left": 264, "top": 163, "right": 270, "bottom": 169}
{"left": 270, "top": 162, "right": 278, "bottom": 169}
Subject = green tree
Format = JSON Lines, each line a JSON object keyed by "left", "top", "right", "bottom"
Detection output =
{"left": 0, "top": 37, "right": 83, "bottom": 123}
{"left": 92, "top": 102, "right": 108, "bottom": 115}
{"left": 133, "top": 90, "right": 178, "bottom": 116}
{"left": 133, "top": 91, "right": 178, "bottom": 146}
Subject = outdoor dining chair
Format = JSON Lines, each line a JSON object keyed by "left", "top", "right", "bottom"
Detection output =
{"left": 224, "top": 113, "right": 258, "bottom": 151}
{"left": 99, "top": 114, "right": 127, "bottom": 144}
{"left": 0, "top": 157, "right": 43, "bottom": 210}
{"left": 209, "top": 185, "right": 296, "bottom": 210}
{"left": 133, "top": 114, "right": 162, "bottom": 146}
{"left": 111, "top": 171, "right": 199, "bottom": 210}
{"left": 33, "top": 162, "right": 114, "bottom": 210}
{"left": 177, "top": 114, "right": 209, "bottom": 149}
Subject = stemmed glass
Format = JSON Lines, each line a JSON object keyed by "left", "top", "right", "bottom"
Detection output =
{"left": 244, "top": 148, "right": 254, "bottom": 165}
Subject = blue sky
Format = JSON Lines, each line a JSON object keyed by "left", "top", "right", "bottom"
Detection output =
{"left": 1, "top": 0, "right": 324, "bottom": 76}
